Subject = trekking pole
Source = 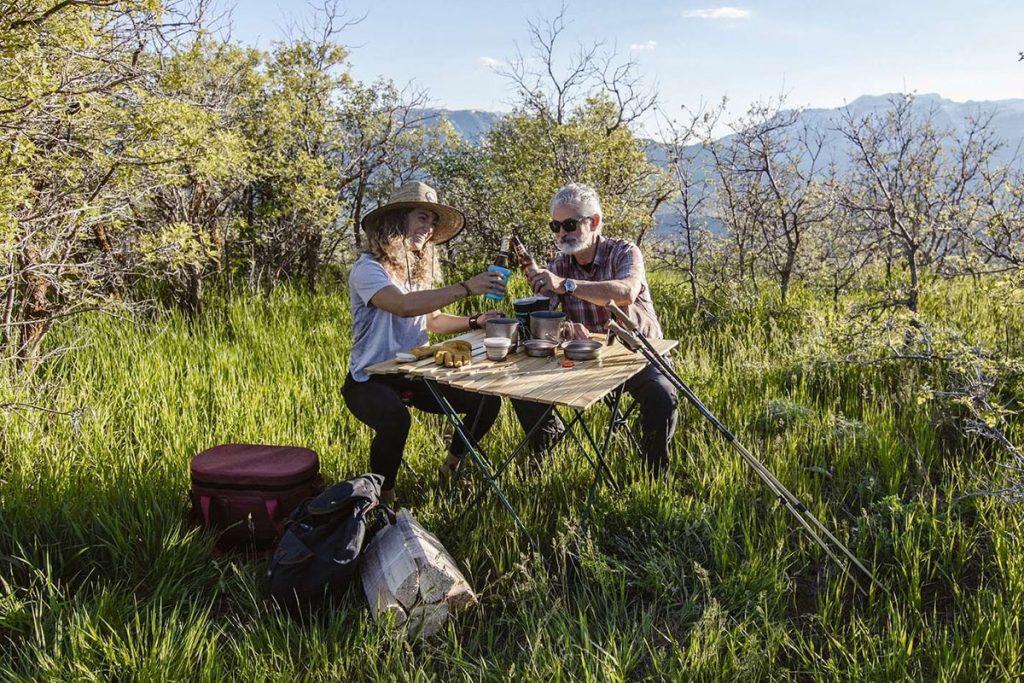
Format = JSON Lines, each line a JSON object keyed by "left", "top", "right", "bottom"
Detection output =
{"left": 604, "top": 302, "right": 884, "bottom": 595}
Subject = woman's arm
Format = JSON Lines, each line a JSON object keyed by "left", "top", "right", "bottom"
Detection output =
{"left": 370, "top": 270, "right": 507, "bottom": 318}
{"left": 427, "top": 312, "right": 473, "bottom": 334}
{"left": 370, "top": 283, "right": 467, "bottom": 318}
{"left": 426, "top": 309, "right": 505, "bottom": 334}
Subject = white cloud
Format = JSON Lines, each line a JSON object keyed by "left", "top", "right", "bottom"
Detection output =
{"left": 629, "top": 40, "right": 657, "bottom": 51}
{"left": 683, "top": 7, "right": 751, "bottom": 19}
{"left": 478, "top": 56, "right": 502, "bottom": 68}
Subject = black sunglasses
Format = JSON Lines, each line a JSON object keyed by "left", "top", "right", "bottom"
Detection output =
{"left": 549, "top": 216, "right": 591, "bottom": 233}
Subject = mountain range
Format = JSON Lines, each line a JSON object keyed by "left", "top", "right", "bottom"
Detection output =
{"left": 426, "top": 94, "right": 1024, "bottom": 169}
{"left": 422, "top": 94, "right": 1024, "bottom": 236}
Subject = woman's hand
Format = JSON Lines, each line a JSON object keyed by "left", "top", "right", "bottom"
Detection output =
{"left": 477, "top": 309, "right": 505, "bottom": 325}
{"left": 464, "top": 270, "right": 507, "bottom": 296}
{"left": 467, "top": 309, "right": 505, "bottom": 331}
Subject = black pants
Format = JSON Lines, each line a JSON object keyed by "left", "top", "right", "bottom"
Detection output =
{"left": 342, "top": 373, "right": 501, "bottom": 490}
{"left": 511, "top": 363, "right": 679, "bottom": 471}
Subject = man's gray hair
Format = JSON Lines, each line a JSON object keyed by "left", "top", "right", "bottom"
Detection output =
{"left": 550, "top": 182, "right": 603, "bottom": 221}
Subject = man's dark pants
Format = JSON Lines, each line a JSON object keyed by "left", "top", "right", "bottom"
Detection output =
{"left": 511, "top": 364, "right": 679, "bottom": 471}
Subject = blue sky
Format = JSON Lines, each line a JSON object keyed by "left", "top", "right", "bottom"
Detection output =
{"left": 227, "top": 1, "right": 1024, "bottom": 122}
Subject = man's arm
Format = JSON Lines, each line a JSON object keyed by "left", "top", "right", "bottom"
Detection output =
{"left": 563, "top": 277, "right": 640, "bottom": 306}
{"left": 526, "top": 270, "right": 640, "bottom": 306}
{"left": 526, "top": 241, "right": 646, "bottom": 306}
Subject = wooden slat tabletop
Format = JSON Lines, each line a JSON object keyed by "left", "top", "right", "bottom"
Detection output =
{"left": 364, "top": 331, "right": 678, "bottom": 410}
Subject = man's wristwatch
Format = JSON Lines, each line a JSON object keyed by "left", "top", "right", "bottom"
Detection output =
{"left": 563, "top": 278, "right": 578, "bottom": 297}
{"left": 468, "top": 313, "right": 482, "bottom": 330}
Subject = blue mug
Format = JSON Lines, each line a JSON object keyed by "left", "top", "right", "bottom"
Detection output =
{"left": 485, "top": 264, "right": 510, "bottom": 301}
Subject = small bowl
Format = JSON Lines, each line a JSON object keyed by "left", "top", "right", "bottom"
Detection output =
{"left": 483, "top": 336, "right": 512, "bottom": 361}
{"left": 524, "top": 339, "right": 557, "bottom": 357}
{"left": 562, "top": 340, "right": 603, "bottom": 361}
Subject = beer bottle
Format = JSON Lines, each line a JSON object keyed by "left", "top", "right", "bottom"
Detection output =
{"left": 512, "top": 235, "right": 537, "bottom": 270}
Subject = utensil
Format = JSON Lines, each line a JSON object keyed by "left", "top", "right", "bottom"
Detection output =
{"left": 485, "top": 317, "right": 520, "bottom": 351}
{"left": 523, "top": 339, "right": 558, "bottom": 357}
{"left": 529, "top": 311, "right": 571, "bottom": 342}
{"left": 483, "top": 337, "right": 513, "bottom": 361}
{"left": 562, "top": 340, "right": 602, "bottom": 361}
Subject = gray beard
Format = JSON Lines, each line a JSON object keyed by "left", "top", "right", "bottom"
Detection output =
{"left": 558, "top": 236, "right": 590, "bottom": 256}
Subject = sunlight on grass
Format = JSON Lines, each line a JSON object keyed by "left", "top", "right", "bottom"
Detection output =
{"left": 1, "top": 279, "right": 1022, "bottom": 679}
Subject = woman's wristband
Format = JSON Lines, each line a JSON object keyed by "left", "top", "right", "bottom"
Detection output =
{"left": 457, "top": 282, "right": 472, "bottom": 298}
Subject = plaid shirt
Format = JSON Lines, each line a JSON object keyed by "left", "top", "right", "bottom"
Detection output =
{"left": 548, "top": 235, "right": 664, "bottom": 339}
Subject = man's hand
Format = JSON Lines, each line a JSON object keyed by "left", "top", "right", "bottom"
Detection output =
{"left": 527, "top": 268, "right": 565, "bottom": 296}
{"left": 565, "top": 322, "right": 591, "bottom": 340}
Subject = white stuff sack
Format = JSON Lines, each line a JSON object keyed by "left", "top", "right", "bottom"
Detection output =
{"left": 360, "top": 508, "right": 477, "bottom": 639}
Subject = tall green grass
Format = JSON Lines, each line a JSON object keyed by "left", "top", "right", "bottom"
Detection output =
{"left": 1, "top": 277, "right": 1021, "bottom": 680}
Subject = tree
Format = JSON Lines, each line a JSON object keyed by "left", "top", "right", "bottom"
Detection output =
{"left": 0, "top": 0, "right": 204, "bottom": 367}
{"left": 951, "top": 152, "right": 1024, "bottom": 278}
{"left": 237, "top": 9, "right": 432, "bottom": 290}
{"left": 225, "top": 2, "right": 367, "bottom": 294}
{"left": 128, "top": 36, "right": 259, "bottom": 314}
{"left": 653, "top": 106, "right": 718, "bottom": 304}
{"left": 705, "top": 96, "right": 833, "bottom": 305}
{"left": 838, "top": 93, "right": 1002, "bottom": 312}
{"left": 432, "top": 6, "right": 669, "bottom": 263}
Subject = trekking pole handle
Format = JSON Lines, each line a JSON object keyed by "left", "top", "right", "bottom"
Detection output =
{"left": 604, "top": 300, "right": 638, "bottom": 331}
{"left": 607, "top": 321, "right": 640, "bottom": 351}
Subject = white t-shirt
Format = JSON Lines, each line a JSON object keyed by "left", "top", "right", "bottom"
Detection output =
{"left": 347, "top": 253, "right": 428, "bottom": 382}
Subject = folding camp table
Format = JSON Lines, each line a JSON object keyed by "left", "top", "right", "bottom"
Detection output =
{"left": 364, "top": 330, "right": 678, "bottom": 545}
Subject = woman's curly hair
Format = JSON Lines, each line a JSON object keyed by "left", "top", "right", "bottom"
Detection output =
{"left": 364, "top": 209, "right": 439, "bottom": 289}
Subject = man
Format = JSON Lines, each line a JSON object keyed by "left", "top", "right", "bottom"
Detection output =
{"left": 513, "top": 182, "right": 679, "bottom": 473}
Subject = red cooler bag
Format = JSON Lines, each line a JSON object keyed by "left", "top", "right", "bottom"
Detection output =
{"left": 190, "top": 444, "right": 319, "bottom": 555}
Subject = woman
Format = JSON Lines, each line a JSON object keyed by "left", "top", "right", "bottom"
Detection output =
{"left": 342, "top": 181, "right": 505, "bottom": 506}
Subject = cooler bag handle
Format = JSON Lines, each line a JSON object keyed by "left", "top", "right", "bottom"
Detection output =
{"left": 199, "top": 495, "right": 212, "bottom": 526}
{"left": 265, "top": 498, "right": 283, "bottom": 534}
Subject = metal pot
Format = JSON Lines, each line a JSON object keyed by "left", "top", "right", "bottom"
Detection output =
{"left": 529, "top": 311, "right": 567, "bottom": 342}
{"left": 485, "top": 317, "right": 519, "bottom": 351}
{"left": 513, "top": 296, "right": 549, "bottom": 332}
{"left": 524, "top": 339, "right": 557, "bottom": 357}
{"left": 562, "top": 340, "right": 603, "bottom": 361}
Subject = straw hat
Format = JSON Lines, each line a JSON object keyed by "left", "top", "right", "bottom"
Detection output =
{"left": 361, "top": 181, "right": 465, "bottom": 245}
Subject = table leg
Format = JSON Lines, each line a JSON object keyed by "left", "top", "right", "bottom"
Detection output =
{"left": 580, "top": 387, "right": 626, "bottom": 528}
{"left": 457, "top": 403, "right": 556, "bottom": 515}
{"left": 422, "top": 378, "right": 536, "bottom": 548}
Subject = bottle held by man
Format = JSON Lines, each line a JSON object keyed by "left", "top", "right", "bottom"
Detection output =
{"left": 512, "top": 235, "right": 537, "bottom": 270}
{"left": 485, "top": 236, "right": 512, "bottom": 301}
{"left": 510, "top": 235, "right": 550, "bottom": 335}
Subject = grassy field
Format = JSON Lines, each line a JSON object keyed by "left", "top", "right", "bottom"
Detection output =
{"left": 1, "top": 274, "right": 1023, "bottom": 681}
